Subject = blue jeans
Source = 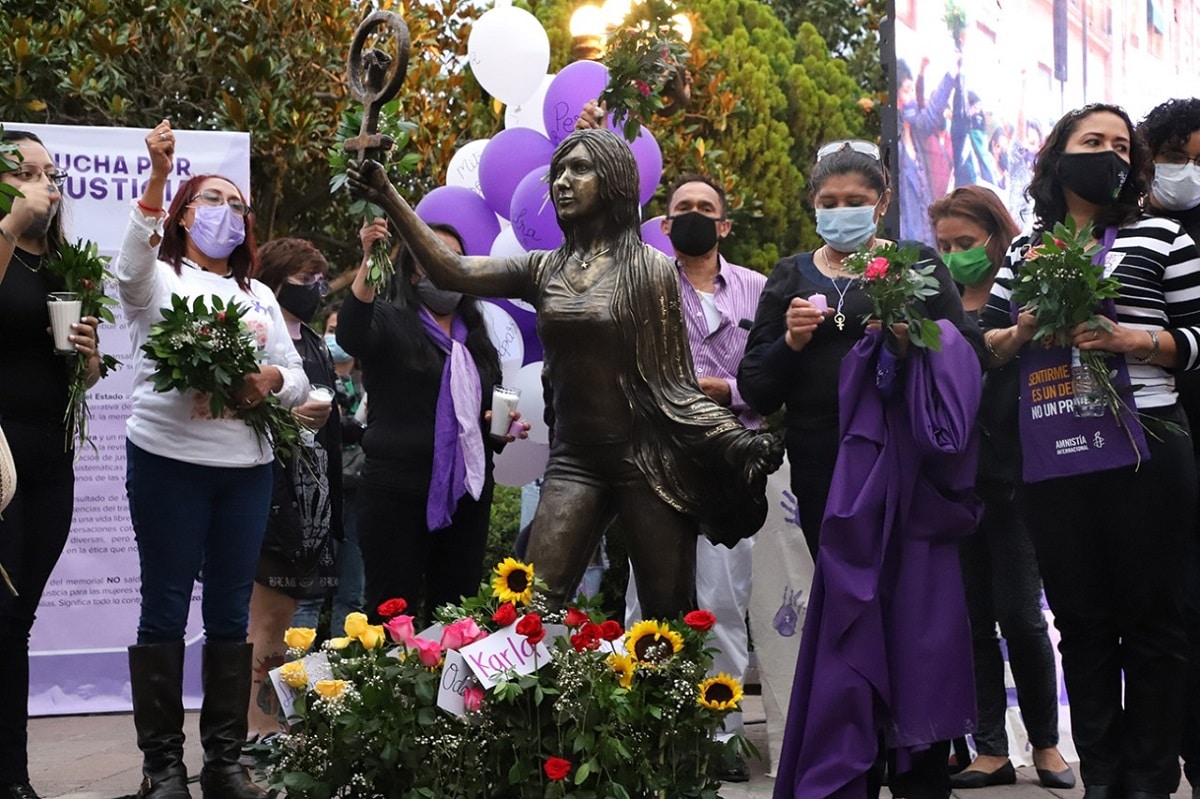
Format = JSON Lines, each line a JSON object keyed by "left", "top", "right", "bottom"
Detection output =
{"left": 127, "top": 441, "right": 273, "bottom": 644}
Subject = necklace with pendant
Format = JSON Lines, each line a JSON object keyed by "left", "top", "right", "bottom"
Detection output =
{"left": 570, "top": 246, "right": 611, "bottom": 269}
{"left": 819, "top": 247, "right": 854, "bottom": 331}
{"left": 11, "top": 249, "right": 42, "bottom": 273}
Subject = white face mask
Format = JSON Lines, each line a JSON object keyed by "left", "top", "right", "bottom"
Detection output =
{"left": 1152, "top": 163, "right": 1200, "bottom": 212}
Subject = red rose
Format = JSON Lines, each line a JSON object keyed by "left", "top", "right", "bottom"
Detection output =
{"left": 570, "top": 623, "right": 600, "bottom": 651}
{"left": 569, "top": 632, "right": 591, "bottom": 651}
{"left": 376, "top": 598, "right": 408, "bottom": 618}
{"left": 526, "top": 628, "right": 546, "bottom": 645}
{"left": 1053, "top": 238, "right": 1065, "bottom": 248}
{"left": 516, "top": 613, "right": 543, "bottom": 638}
{"left": 684, "top": 610, "right": 717, "bottom": 632}
{"left": 563, "top": 607, "right": 590, "bottom": 629}
{"left": 544, "top": 757, "right": 571, "bottom": 781}
{"left": 493, "top": 602, "right": 518, "bottom": 627}
{"left": 580, "top": 621, "right": 601, "bottom": 640}
{"left": 598, "top": 620, "right": 623, "bottom": 641}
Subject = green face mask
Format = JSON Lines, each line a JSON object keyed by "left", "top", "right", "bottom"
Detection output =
{"left": 942, "top": 244, "right": 994, "bottom": 286}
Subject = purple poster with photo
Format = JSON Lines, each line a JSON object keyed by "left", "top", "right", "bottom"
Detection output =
{"left": 1017, "top": 344, "right": 1149, "bottom": 483}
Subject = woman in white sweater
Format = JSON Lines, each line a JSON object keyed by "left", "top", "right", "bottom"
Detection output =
{"left": 115, "top": 121, "right": 307, "bottom": 799}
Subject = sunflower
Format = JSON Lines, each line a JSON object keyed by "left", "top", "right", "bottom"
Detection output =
{"left": 625, "top": 620, "right": 684, "bottom": 665}
{"left": 697, "top": 673, "right": 744, "bottom": 711}
{"left": 491, "top": 557, "right": 535, "bottom": 605}
{"left": 607, "top": 652, "right": 636, "bottom": 689}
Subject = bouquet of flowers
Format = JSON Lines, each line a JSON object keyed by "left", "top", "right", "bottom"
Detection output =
{"left": 1007, "top": 218, "right": 1136, "bottom": 423}
{"left": 597, "top": 0, "right": 692, "bottom": 142}
{"left": 330, "top": 104, "right": 421, "bottom": 293}
{"left": 269, "top": 557, "right": 743, "bottom": 799}
{"left": 0, "top": 126, "right": 21, "bottom": 212}
{"left": 141, "top": 294, "right": 302, "bottom": 462}
{"left": 843, "top": 242, "right": 944, "bottom": 351}
{"left": 43, "top": 240, "right": 121, "bottom": 453}
{"left": 944, "top": 0, "right": 968, "bottom": 51}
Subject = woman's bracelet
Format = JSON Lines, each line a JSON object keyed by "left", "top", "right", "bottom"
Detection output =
{"left": 0, "top": 225, "right": 16, "bottom": 246}
{"left": 983, "top": 329, "right": 1003, "bottom": 362}
{"left": 1132, "top": 329, "right": 1160, "bottom": 364}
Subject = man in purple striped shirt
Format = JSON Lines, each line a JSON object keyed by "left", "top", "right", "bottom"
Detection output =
{"left": 627, "top": 174, "right": 766, "bottom": 782}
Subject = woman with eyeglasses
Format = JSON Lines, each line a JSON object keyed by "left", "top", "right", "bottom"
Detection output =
{"left": 980, "top": 103, "right": 1200, "bottom": 799}
{"left": 928, "top": 186, "right": 1074, "bottom": 790}
{"left": 337, "top": 219, "right": 523, "bottom": 625}
{"left": 243, "top": 238, "right": 342, "bottom": 741}
{"left": 114, "top": 121, "right": 307, "bottom": 799}
{"left": 740, "top": 140, "right": 984, "bottom": 799}
{"left": 0, "top": 131, "right": 103, "bottom": 799}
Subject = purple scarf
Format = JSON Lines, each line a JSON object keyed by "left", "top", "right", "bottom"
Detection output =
{"left": 420, "top": 308, "right": 485, "bottom": 531}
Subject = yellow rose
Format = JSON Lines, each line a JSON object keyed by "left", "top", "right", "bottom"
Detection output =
{"left": 313, "top": 679, "right": 347, "bottom": 699}
{"left": 283, "top": 627, "right": 317, "bottom": 652}
{"left": 279, "top": 660, "right": 308, "bottom": 689}
{"left": 326, "top": 636, "right": 353, "bottom": 650}
{"left": 358, "top": 625, "right": 386, "bottom": 650}
{"left": 343, "top": 612, "right": 369, "bottom": 638}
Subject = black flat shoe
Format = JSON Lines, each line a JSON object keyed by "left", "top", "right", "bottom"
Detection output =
{"left": 1037, "top": 764, "right": 1077, "bottom": 789}
{"left": 947, "top": 761, "right": 1016, "bottom": 789}
{"left": 1, "top": 783, "right": 42, "bottom": 799}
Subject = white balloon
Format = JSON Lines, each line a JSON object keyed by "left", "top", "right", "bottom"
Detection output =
{"left": 504, "top": 74, "right": 553, "bottom": 136}
{"left": 468, "top": 6, "right": 550, "bottom": 107}
{"left": 493, "top": 441, "right": 550, "bottom": 488}
{"left": 489, "top": 226, "right": 528, "bottom": 258}
{"left": 445, "top": 139, "right": 490, "bottom": 197}
{"left": 480, "top": 300, "right": 525, "bottom": 368}
{"left": 509, "top": 361, "right": 550, "bottom": 445}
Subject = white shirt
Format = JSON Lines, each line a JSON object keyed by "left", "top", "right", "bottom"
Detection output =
{"left": 115, "top": 208, "right": 308, "bottom": 467}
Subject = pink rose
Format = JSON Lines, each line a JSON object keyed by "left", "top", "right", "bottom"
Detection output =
{"left": 383, "top": 614, "right": 415, "bottom": 645}
{"left": 864, "top": 257, "right": 890, "bottom": 281}
{"left": 411, "top": 637, "right": 444, "bottom": 668}
{"left": 441, "top": 617, "right": 487, "bottom": 650}
{"left": 463, "top": 685, "right": 485, "bottom": 712}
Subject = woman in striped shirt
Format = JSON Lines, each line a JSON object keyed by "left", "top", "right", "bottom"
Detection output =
{"left": 980, "top": 103, "right": 1200, "bottom": 799}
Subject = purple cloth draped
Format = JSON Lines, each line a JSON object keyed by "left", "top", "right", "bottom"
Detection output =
{"left": 774, "top": 320, "right": 983, "bottom": 799}
{"left": 420, "top": 308, "right": 485, "bottom": 531}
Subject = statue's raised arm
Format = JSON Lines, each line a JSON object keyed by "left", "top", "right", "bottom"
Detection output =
{"left": 348, "top": 160, "right": 532, "bottom": 299}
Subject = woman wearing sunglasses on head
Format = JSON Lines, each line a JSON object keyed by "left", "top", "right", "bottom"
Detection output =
{"left": 114, "top": 121, "right": 308, "bottom": 799}
{"left": 740, "top": 140, "right": 984, "bottom": 799}
{"left": 980, "top": 103, "right": 1200, "bottom": 799}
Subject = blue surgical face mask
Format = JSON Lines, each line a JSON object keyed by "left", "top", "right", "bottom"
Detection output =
{"left": 324, "top": 333, "right": 352, "bottom": 364}
{"left": 815, "top": 205, "right": 879, "bottom": 252}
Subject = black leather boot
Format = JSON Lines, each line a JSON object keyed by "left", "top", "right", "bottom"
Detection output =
{"left": 198, "top": 642, "right": 266, "bottom": 799}
{"left": 128, "top": 642, "right": 190, "bottom": 799}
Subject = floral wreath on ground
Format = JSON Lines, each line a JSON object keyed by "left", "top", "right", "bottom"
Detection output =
{"left": 267, "top": 557, "right": 745, "bottom": 799}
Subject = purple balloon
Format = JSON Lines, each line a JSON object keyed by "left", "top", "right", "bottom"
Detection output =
{"left": 627, "top": 124, "right": 664, "bottom": 205}
{"left": 478, "top": 128, "right": 554, "bottom": 219}
{"left": 415, "top": 186, "right": 501, "bottom": 256}
{"left": 641, "top": 216, "right": 673, "bottom": 256}
{"left": 509, "top": 166, "right": 564, "bottom": 251}
{"left": 542, "top": 61, "right": 609, "bottom": 146}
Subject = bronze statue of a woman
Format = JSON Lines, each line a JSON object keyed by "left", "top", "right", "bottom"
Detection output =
{"left": 351, "top": 129, "right": 781, "bottom": 618}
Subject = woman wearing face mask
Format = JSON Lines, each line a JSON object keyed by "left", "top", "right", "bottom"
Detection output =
{"left": 929, "top": 186, "right": 1074, "bottom": 790}
{"left": 116, "top": 121, "right": 308, "bottom": 799}
{"left": 741, "top": 141, "right": 984, "bottom": 799}
{"left": 244, "top": 238, "right": 342, "bottom": 741}
{"left": 1138, "top": 97, "right": 1200, "bottom": 795}
{"left": 740, "top": 140, "right": 982, "bottom": 557}
{"left": 336, "top": 219, "right": 526, "bottom": 625}
{"left": 980, "top": 103, "right": 1200, "bottom": 799}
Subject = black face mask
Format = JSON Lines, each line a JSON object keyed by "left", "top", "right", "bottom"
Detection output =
{"left": 415, "top": 275, "right": 463, "bottom": 315}
{"left": 1057, "top": 150, "right": 1130, "bottom": 206}
{"left": 667, "top": 211, "right": 720, "bottom": 257}
{"left": 277, "top": 282, "right": 321, "bottom": 323}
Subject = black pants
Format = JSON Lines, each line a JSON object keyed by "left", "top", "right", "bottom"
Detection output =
{"left": 959, "top": 480, "right": 1059, "bottom": 756}
{"left": 0, "top": 418, "right": 74, "bottom": 784}
{"left": 358, "top": 478, "right": 493, "bottom": 625}
{"left": 1023, "top": 405, "right": 1195, "bottom": 793}
{"left": 786, "top": 424, "right": 839, "bottom": 560}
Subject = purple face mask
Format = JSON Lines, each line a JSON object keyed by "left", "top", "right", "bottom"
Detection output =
{"left": 188, "top": 204, "right": 246, "bottom": 260}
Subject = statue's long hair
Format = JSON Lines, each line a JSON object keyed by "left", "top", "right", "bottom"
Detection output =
{"left": 547, "top": 129, "right": 644, "bottom": 272}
